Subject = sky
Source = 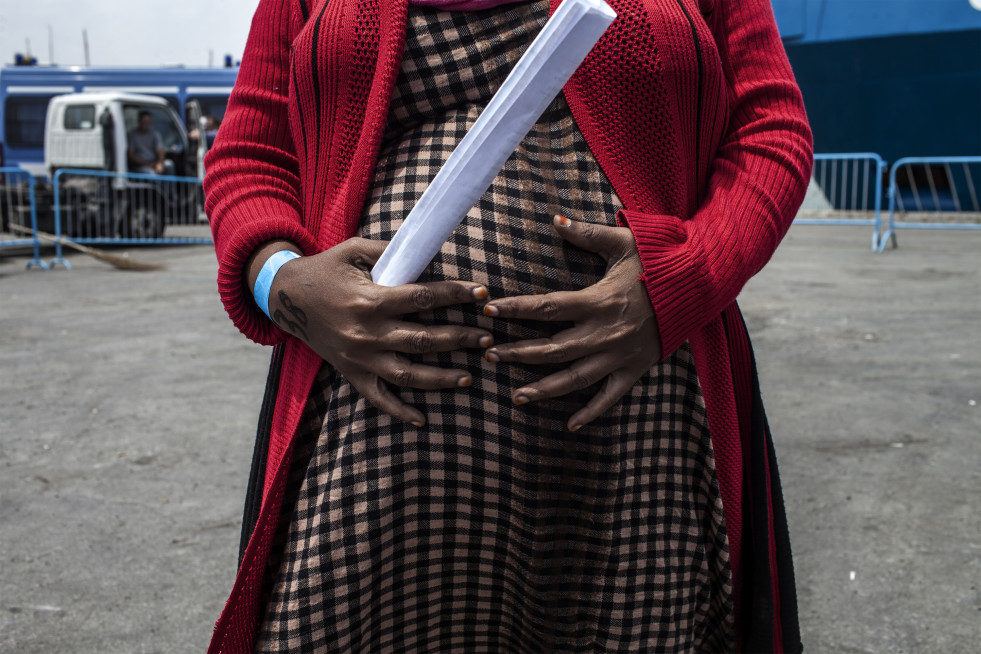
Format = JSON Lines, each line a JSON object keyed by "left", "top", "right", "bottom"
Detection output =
{"left": 6, "top": 1, "right": 981, "bottom": 68}
{"left": 0, "top": 0, "right": 262, "bottom": 68}
{"left": 5, "top": 1, "right": 981, "bottom": 68}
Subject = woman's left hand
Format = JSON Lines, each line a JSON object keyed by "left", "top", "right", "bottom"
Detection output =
{"left": 482, "top": 215, "right": 662, "bottom": 431}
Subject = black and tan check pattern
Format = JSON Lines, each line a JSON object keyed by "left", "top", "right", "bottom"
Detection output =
{"left": 257, "top": 2, "right": 733, "bottom": 651}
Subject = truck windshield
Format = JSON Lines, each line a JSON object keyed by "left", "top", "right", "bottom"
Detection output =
{"left": 122, "top": 104, "right": 183, "bottom": 151}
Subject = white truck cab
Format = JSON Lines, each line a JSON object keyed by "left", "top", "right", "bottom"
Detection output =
{"left": 44, "top": 92, "right": 198, "bottom": 179}
{"left": 30, "top": 92, "right": 206, "bottom": 238}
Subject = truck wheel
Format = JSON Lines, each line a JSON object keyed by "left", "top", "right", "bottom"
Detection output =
{"left": 1, "top": 192, "right": 9, "bottom": 234}
{"left": 120, "top": 201, "right": 164, "bottom": 239}
{"left": 65, "top": 197, "right": 97, "bottom": 238}
{"left": 33, "top": 186, "right": 57, "bottom": 235}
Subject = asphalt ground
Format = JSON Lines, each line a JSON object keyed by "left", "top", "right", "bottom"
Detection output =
{"left": 1, "top": 224, "right": 978, "bottom": 653}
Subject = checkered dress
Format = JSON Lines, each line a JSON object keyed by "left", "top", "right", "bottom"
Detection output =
{"left": 257, "top": 2, "right": 734, "bottom": 652}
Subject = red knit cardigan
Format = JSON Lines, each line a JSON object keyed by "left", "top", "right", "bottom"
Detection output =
{"left": 204, "top": 0, "right": 812, "bottom": 651}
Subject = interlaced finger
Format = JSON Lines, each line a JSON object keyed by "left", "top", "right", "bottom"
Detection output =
{"left": 383, "top": 324, "right": 493, "bottom": 354}
{"left": 373, "top": 353, "right": 474, "bottom": 390}
{"left": 485, "top": 326, "right": 600, "bottom": 365}
{"left": 511, "top": 355, "right": 611, "bottom": 405}
{"left": 345, "top": 369, "right": 426, "bottom": 427}
{"left": 381, "top": 281, "right": 489, "bottom": 315}
{"left": 566, "top": 370, "right": 637, "bottom": 431}
{"left": 483, "top": 288, "right": 590, "bottom": 322}
{"left": 551, "top": 215, "right": 636, "bottom": 262}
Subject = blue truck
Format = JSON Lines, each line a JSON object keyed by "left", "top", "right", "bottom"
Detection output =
{"left": 1, "top": 65, "right": 237, "bottom": 238}
{"left": 1, "top": 64, "right": 236, "bottom": 179}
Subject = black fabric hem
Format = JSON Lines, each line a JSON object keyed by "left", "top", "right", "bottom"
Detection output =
{"left": 239, "top": 343, "right": 284, "bottom": 568}
{"left": 725, "top": 308, "right": 802, "bottom": 654}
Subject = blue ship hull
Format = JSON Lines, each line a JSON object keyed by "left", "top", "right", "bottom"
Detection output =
{"left": 784, "top": 29, "right": 980, "bottom": 163}
{"left": 772, "top": 0, "right": 981, "bottom": 162}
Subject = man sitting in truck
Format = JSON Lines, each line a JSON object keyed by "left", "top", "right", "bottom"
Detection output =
{"left": 127, "top": 110, "right": 168, "bottom": 175}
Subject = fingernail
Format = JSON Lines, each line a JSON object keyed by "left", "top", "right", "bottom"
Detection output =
{"left": 569, "top": 423, "right": 582, "bottom": 432}
{"left": 479, "top": 335, "right": 494, "bottom": 348}
{"left": 554, "top": 214, "right": 571, "bottom": 227}
{"left": 485, "top": 350, "right": 499, "bottom": 363}
{"left": 514, "top": 394, "right": 529, "bottom": 406}
{"left": 472, "top": 286, "right": 489, "bottom": 300}
{"left": 483, "top": 305, "right": 499, "bottom": 317}
{"left": 411, "top": 420, "right": 425, "bottom": 428}
{"left": 457, "top": 376, "right": 472, "bottom": 388}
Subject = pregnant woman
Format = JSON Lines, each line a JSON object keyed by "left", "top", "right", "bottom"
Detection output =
{"left": 203, "top": 0, "right": 813, "bottom": 651}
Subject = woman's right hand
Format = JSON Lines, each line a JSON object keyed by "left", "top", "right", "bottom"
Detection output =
{"left": 249, "top": 238, "right": 493, "bottom": 427}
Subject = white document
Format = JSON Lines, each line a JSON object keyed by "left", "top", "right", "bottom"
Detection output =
{"left": 370, "top": 0, "right": 617, "bottom": 287}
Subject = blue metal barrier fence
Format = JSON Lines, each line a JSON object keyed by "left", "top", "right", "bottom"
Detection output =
{"left": 50, "top": 168, "right": 211, "bottom": 265}
{"left": 8, "top": 157, "right": 978, "bottom": 269}
{"left": 880, "top": 156, "right": 981, "bottom": 252}
{"left": 794, "top": 153, "right": 888, "bottom": 251}
{"left": 0, "top": 167, "right": 48, "bottom": 269}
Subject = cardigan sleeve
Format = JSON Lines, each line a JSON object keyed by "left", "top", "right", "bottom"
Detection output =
{"left": 203, "top": 0, "right": 320, "bottom": 346}
{"left": 618, "top": 0, "right": 813, "bottom": 357}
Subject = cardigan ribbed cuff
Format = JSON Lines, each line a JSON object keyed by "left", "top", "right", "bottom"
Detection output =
{"left": 215, "top": 214, "right": 320, "bottom": 346}
{"left": 617, "top": 209, "right": 714, "bottom": 360}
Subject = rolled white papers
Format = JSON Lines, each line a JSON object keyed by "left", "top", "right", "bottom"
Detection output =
{"left": 370, "top": 0, "right": 617, "bottom": 287}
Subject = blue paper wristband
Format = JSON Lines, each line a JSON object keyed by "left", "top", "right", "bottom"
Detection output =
{"left": 254, "top": 250, "right": 301, "bottom": 319}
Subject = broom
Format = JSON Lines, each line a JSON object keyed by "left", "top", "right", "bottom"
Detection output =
{"left": 9, "top": 223, "right": 166, "bottom": 271}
